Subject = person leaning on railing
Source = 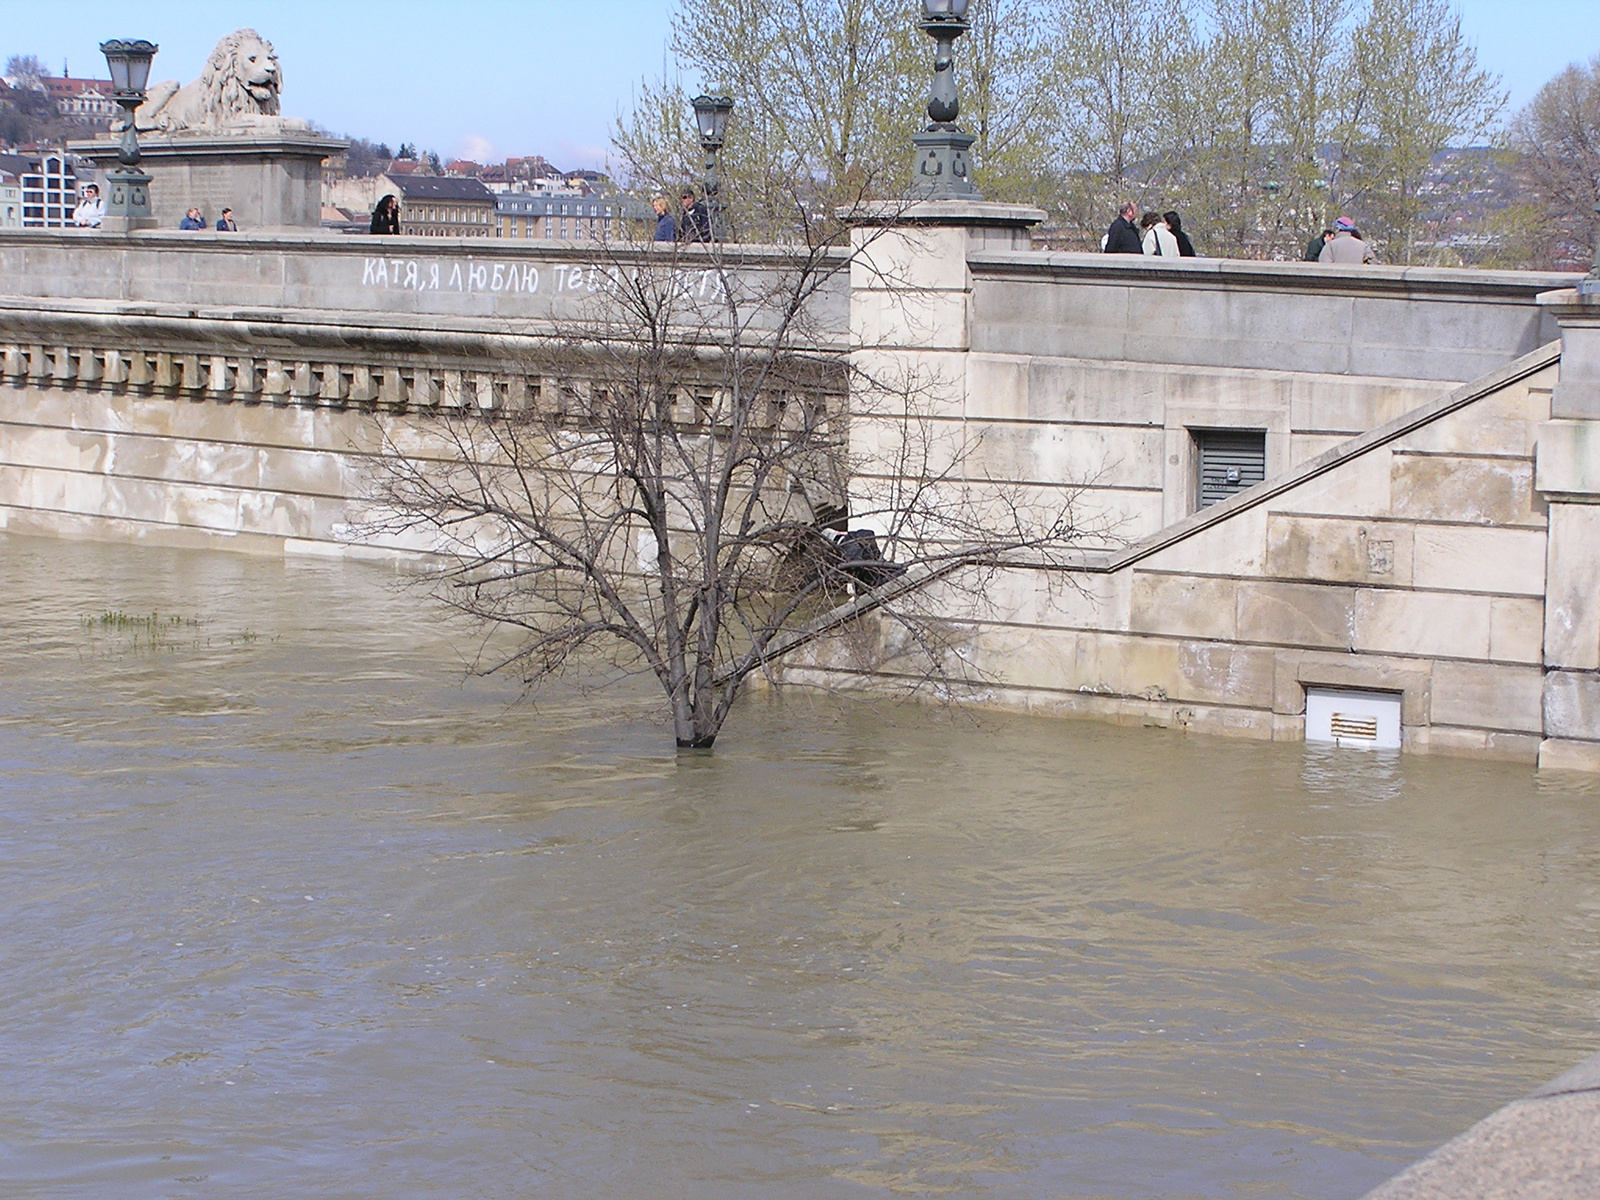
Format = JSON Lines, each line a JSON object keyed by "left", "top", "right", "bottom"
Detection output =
{"left": 1319, "top": 216, "right": 1376, "bottom": 264}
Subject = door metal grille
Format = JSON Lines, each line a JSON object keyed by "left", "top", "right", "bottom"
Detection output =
{"left": 1194, "top": 428, "right": 1267, "bottom": 508}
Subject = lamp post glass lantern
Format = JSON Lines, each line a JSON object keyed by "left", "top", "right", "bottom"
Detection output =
{"left": 690, "top": 94, "right": 733, "bottom": 242}
{"left": 98, "top": 38, "right": 159, "bottom": 230}
{"left": 911, "top": 0, "right": 981, "bottom": 198}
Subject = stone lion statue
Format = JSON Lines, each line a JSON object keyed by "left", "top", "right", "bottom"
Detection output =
{"left": 132, "top": 29, "right": 306, "bottom": 133}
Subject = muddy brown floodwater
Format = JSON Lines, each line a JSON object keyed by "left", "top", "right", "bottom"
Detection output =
{"left": 2, "top": 534, "right": 1598, "bottom": 1199}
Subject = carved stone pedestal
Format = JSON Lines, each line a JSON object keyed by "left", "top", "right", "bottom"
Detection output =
{"left": 71, "top": 130, "right": 347, "bottom": 231}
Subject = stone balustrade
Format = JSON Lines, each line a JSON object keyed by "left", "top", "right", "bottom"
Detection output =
{"left": 0, "top": 338, "right": 537, "bottom": 413}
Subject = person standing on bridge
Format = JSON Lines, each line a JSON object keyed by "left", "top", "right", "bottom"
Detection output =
{"left": 1163, "top": 210, "right": 1197, "bottom": 257}
{"left": 677, "top": 189, "right": 711, "bottom": 243}
{"left": 1319, "top": 216, "right": 1375, "bottom": 264}
{"left": 1103, "top": 201, "right": 1143, "bottom": 253}
{"left": 71, "top": 184, "right": 104, "bottom": 228}
{"left": 652, "top": 196, "right": 676, "bottom": 242}
{"left": 178, "top": 207, "right": 206, "bottom": 231}
{"left": 370, "top": 194, "right": 401, "bottom": 236}
{"left": 215, "top": 208, "right": 237, "bottom": 231}
{"left": 1140, "top": 211, "right": 1181, "bottom": 257}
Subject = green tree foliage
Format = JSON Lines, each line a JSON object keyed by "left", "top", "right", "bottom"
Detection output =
{"left": 611, "top": 0, "right": 1050, "bottom": 239}
{"left": 1337, "top": 0, "right": 1504, "bottom": 261}
{"left": 616, "top": 0, "right": 1506, "bottom": 260}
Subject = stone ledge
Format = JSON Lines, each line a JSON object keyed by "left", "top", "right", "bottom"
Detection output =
{"left": 1362, "top": 1051, "right": 1600, "bottom": 1200}
{"left": 970, "top": 250, "right": 1582, "bottom": 301}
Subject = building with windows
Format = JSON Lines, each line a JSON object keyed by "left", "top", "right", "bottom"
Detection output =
{"left": 0, "top": 172, "right": 21, "bottom": 228}
{"left": 494, "top": 193, "right": 650, "bottom": 241}
{"left": 380, "top": 175, "right": 495, "bottom": 237}
{"left": 44, "top": 77, "right": 118, "bottom": 126}
{"left": 1, "top": 152, "right": 79, "bottom": 228}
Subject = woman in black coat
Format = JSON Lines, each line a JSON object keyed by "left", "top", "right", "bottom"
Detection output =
{"left": 370, "top": 194, "right": 401, "bottom": 235}
{"left": 1163, "top": 210, "right": 1197, "bottom": 257}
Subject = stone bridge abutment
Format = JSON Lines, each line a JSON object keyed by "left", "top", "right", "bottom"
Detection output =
{"left": 3, "top": 224, "right": 1597, "bottom": 767}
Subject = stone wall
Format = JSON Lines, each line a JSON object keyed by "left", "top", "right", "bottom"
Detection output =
{"left": 3, "top": 221, "right": 1596, "bottom": 767}
{"left": 0, "top": 230, "right": 851, "bottom": 341}
{"left": 851, "top": 239, "right": 1574, "bottom": 548}
{"left": 799, "top": 344, "right": 1562, "bottom": 763}
{"left": 0, "top": 301, "right": 849, "bottom": 556}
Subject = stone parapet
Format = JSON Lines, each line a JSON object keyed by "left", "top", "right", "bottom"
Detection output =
{"left": 0, "top": 231, "right": 852, "bottom": 341}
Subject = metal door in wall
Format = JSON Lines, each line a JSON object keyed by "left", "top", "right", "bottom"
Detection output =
{"left": 1194, "top": 428, "right": 1267, "bottom": 508}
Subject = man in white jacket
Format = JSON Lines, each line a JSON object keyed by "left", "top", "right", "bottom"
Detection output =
{"left": 72, "top": 184, "right": 104, "bottom": 229}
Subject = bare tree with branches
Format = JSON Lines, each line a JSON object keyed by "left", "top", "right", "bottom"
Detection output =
{"left": 366, "top": 206, "right": 1091, "bottom": 750}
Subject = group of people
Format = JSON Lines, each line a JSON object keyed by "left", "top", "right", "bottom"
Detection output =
{"left": 1103, "top": 202, "right": 1196, "bottom": 257}
{"left": 652, "top": 190, "right": 711, "bottom": 243}
{"left": 1304, "top": 216, "right": 1376, "bottom": 264}
{"left": 1103, "top": 199, "right": 1376, "bottom": 264}
{"left": 178, "top": 206, "right": 237, "bottom": 231}
{"left": 71, "top": 186, "right": 238, "bottom": 231}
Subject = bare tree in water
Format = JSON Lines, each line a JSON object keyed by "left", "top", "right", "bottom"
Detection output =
{"left": 368, "top": 209, "right": 1091, "bottom": 750}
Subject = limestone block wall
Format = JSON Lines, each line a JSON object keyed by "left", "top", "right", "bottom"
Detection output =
{"left": 801, "top": 344, "right": 1564, "bottom": 764}
{"left": 0, "top": 315, "right": 848, "bottom": 555}
{"left": 849, "top": 243, "right": 1576, "bottom": 552}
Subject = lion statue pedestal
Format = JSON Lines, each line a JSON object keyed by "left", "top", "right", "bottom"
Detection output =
{"left": 69, "top": 29, "right": 347, "bottom": 231}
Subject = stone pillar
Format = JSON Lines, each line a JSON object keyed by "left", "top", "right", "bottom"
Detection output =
{"left": 846, "top": 199, "right": 1044, "bottom": 527}
{"left": 1535, "top": 291, "right": 1600, "bottom": 769}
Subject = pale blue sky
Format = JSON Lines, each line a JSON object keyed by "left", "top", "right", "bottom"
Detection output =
{"left": 3, "top": 1, "right": 1596, "bottom": 171}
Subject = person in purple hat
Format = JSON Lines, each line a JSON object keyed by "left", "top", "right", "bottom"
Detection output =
{"left": 1319, "top": 216, "right": 1375, "bottom": 264}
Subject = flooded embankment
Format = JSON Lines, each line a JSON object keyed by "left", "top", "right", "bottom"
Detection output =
{"left": 2, "top": 535, "right": 1597, "bottom": 1199}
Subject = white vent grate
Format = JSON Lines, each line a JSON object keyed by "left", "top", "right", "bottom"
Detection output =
{"left": 1329, "top": 713, "right": 1379, "bottom": 742}
{"left": 1305, "top": 688, "right": 1402, "bottom": 750}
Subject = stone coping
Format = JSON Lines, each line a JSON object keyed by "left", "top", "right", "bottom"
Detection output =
{"left": 70, "top": 132, "right": 349, "bottom": 159}
{"left": 968, "top": 248, "right": 1582, "bottom": 301}
{"left": 0, "top": 227, "right": 851, "bottom": 264}
{"left": 844, "top": 198, "right": 1048, "bottom": 227}
{"left": 0, "top": 295, "right": 851, "bottom": 359}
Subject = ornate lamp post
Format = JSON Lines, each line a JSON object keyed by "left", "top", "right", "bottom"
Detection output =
{"left": 691, "top": 94, "right": 733, "bottom": 242}
{"left": 1584, "top": 200, "right": 1600, "bottom": 297}
{"left": 99, "top": 39, "right": 159, "bottom": 232}
{"left": 910, "top": 0, "right": 980, "bottom": 199}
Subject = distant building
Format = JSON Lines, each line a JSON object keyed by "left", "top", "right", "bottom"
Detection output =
{"left": 0, "top": 172, "right": 21, "bottom": 228}
{"left": 44, "top": 76, "right": 117, "bottom": 125}
{"left": 495, "top": 193, "right": 649, "bottom": 241}
{"left": 381, "top": 174, "right": 496, "bottom": 237}
{"left": 1, "top": 151, "right": 79, "bottom": 227}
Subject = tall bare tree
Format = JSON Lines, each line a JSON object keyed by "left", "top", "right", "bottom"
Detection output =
{"left": 368, "top": 211, "right": 1088, "bottom": 749}
{"left": 1504, "top": 53, "right": 1600, "bottom": 271}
